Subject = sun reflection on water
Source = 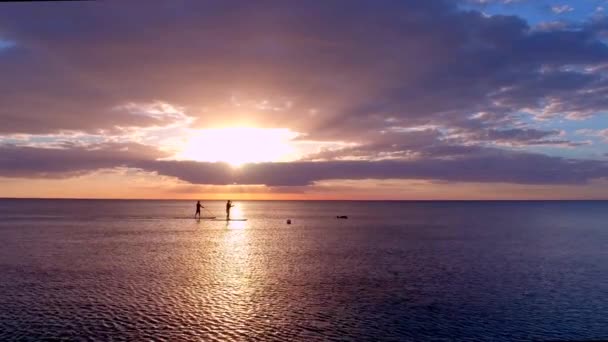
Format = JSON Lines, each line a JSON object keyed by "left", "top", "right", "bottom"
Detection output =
{"left": 226, "top": 204, "right": 247, "bottom": 230}
{"left": 207, "top": 201, "right": 257, "bottom": 330}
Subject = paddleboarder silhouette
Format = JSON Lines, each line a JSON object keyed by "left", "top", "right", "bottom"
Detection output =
{"left": 195, "top": 201, "right": 204, "bottom": 219}
{"left": 226, "top": 200, "right": 234, "bottom": 220}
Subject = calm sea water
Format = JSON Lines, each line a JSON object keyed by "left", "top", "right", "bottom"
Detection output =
{"left": 0, "top": 199, "right": 607, "bottom": 341}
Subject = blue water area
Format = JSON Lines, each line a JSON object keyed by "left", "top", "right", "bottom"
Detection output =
{"left": 0, "top": 199, "right": 607, "bottom": 340}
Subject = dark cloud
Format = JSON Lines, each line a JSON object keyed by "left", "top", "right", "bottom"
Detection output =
{"left": 302, "top": 127, "right": 577, "bottom": 161}
{"left": 1, "top": 144, "right": 606, "bottom": 186}
{"left": 302, "top": 129, "right": 444, "bottom": 161}
{"left": 0, "top": 0, "right": 607, "bottom": 191}
{"left": 0, "top": 0, "right": 607, "bottom": 139}
{"left": 0, "top": 143, "right": 167, "bottom": 178}
{"left": 477, "top": 128, "right": 565, "bottom": 145}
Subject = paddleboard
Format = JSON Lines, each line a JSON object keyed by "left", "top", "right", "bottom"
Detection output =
{"left": 212, "top": 219, "right": 248, "bottom": 221}
{"left": 195, "top": 216, "right": 216, "bottom": 220}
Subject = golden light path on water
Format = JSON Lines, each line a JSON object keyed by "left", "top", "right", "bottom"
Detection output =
{"left": 2, "top": 200, "right": 607, "bottom": 340}
{"left": 204, "top": 202, "right": 257, "bottom": 338}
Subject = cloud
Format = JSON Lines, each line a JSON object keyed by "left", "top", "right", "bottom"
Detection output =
{"left": 0, "top": 0, "right": 607, "bottom": 194}
{"left": 466, "top": 0, "right": 524, "bottom": 4}
{"left": 0, "top": 143, "right": 167, "bottom": 178}
{"left": 551, "top": 5, "right": 574, "bottom": 15}
{"left": 139, "top": 154, "right": 608, "bottom": 186}
{"left": 576, "top": 128, "right": 608, "bottom": 142}
{"left": 301, "top": 126, "right": 584, "bottom": 161}
{"left": 0, "top": 0, "right": 607, "bottom": 141}
{"left": 1, "top": 143, "right": 606, "bottom": 187}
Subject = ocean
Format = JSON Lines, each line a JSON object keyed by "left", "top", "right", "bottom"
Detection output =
{"left": 1, "top": 199, "right": 607, "bottom": 341}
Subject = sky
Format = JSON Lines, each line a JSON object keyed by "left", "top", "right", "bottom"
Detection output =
{"left": 1, "top": 0, "right": 608, "bottom": 200}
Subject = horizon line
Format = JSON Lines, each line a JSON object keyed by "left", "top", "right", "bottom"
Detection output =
{"left": 1, "top": 197, "right": 607, "bottom": 201}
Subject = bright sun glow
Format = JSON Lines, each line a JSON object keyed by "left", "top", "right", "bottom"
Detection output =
{"left": 177, "top": 127, "right": 298, "bottom": 167}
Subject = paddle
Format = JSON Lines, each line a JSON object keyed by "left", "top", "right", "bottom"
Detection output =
{"left": 204, "top": 207, "right": 219, "bottom": 218}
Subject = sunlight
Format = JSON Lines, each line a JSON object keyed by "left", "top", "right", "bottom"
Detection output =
{"left": 226, "top": 204, "right": 248, "bottom": 229}
{"left": 177, "top": 127, "right": 298, "bottom": 167}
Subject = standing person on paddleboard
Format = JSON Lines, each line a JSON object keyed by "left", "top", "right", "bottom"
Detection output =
{"left": 195, "top": 201, "right": 204, "bottom": 219}
{"left": 226, "top": 200, "right": 234, "bottom": 220}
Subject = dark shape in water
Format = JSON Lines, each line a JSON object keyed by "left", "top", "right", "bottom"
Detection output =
{"left": 194, "top": 200, "right": 205, "bottom": 219}
{"left": 337, "top": 215, "right": 348, "bottom": 219}
{"left": 226, "top": 200, "right": 234, "bottom": 220}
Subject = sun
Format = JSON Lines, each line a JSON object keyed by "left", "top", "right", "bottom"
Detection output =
{"left": 177, "top": 127, "right": 298, "bottom": 167}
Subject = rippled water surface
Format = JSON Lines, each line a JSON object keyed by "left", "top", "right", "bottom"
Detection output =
{"left": 1, "top": 200, "right": 607, "bottom": 341}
